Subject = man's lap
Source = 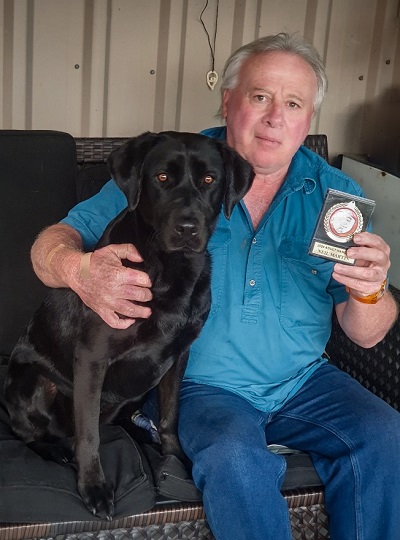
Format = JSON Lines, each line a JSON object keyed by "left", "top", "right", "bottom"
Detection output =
{"left": 268, "top": 362, "right": 400, "bottom": 451}
{"left": 179, "top": 363, "right": 400, "bottom": 539}
{"left": 179, "top": 363, "right": 400, "bottom": 459}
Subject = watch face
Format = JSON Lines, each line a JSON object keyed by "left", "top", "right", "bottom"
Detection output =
{"left": 324, "top": 200, "right": 363, "bottom": 243}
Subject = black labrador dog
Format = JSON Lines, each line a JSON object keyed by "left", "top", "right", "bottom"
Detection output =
{"left": 5, "top": 131, "right": 254, "bottom": 520}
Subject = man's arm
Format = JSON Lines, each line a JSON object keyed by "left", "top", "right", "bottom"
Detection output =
{"left": 335, "top": 292, "right": 397, "bottom": 348}
{"left": 31, "top": 223, "right": 153, "bottom": 329}
{"left": 334, "top": 232, "right": 398, "bottom": 348}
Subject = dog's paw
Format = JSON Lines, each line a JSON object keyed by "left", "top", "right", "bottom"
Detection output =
{"left": 78, "top": 482, "right": 115, "bottom": 521}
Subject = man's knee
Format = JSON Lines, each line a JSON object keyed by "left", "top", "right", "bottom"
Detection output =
{"left": 354, "top": 400, "right": 400, "bottom": 472}
{"left": 190, "top": 436, "right": 286, "bottom": 492}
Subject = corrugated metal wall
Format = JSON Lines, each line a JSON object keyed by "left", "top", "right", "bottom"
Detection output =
{"left": 1, "top": 0, "right": 400, "bottom": 171}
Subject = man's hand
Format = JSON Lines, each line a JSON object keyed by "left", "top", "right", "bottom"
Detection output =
{"left": 31, "top": 224, "right": 152, "bottom": 330}
{"left": 332, "top": 232, "right": 390, "bottom": 295}
{"left": 333, "top": 232, "right": 398, "bottom": 348}
{"left": 72, "top": 243, "right": 152, "bottom": 329}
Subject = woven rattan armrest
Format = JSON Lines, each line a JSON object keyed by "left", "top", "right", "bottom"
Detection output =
{"left": 326, "top": 286, "right": 400, "bottom": 411}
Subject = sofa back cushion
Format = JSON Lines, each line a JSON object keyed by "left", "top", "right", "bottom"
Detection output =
{"left": 0, "top": 130, "right": 77, "bottom": 359}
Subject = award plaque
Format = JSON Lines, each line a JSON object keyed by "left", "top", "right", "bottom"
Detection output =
{"left": 309, "top": 189, "right": 375, "bottom": 265}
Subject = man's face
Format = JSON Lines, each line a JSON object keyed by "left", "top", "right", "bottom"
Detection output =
{"left": 222, "top": 51, "right": 318, "bottom": 177}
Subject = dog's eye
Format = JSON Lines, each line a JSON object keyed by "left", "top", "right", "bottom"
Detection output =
{"left": 157, "top": 173, "right": 168, "bottom": 182}
{"left": 204, "top": 175, "right": 214, "bottom": 184}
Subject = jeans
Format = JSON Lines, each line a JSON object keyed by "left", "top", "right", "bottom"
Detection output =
{"left": 178, "top": 363, "right": 400, "bottom": 540}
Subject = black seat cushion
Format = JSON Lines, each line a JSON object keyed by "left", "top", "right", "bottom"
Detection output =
{"left": 0, "top": 130, "right": 78, "bottom": 358}
{"left": 0, "top": 365, "right": 156, "bottom": 522}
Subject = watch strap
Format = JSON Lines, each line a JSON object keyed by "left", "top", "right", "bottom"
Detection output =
{"left": 346, "top": 278, "right": 388, "bottom": 304}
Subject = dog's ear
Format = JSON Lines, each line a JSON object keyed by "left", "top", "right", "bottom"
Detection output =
{"left": 107, "top": 132, "right": 160, "bottom": 209}
{"left": 217, "top": 142, "right": 255, "bottom": 218}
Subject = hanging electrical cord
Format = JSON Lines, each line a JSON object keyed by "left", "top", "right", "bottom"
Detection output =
{"left": 199, "top": 0, "right": 220, "bottom": 90}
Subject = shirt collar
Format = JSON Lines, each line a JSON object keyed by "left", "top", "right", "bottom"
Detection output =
{"left": 285, "top": 148, "right": 317, "bottom": 195}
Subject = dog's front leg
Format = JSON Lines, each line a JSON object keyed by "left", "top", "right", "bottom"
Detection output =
{"left": 156, "top": 351, "right": 189, "bottom": 465}
{"left": 73, "top": 351, "right": 114, "bottom": 520}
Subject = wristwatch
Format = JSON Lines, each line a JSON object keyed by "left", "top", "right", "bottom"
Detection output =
{"left": 346, "top": 278, "right": 388, "bottom": 304}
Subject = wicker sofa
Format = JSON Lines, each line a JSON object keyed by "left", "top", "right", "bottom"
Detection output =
{"left": 0, "top": 131, "right": 398, "bottom": 540}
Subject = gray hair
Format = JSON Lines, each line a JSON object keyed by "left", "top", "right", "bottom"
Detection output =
{"left": 218, "top": 32, "right": 327, "bottom": 117}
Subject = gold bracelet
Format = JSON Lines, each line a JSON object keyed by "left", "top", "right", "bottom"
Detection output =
{"left": 80, "top": 252, "right": 93, "bottom": 281}
{"left": 346, "top": 279, "right": 388, "bottom": 304}
{"left": 45, "top": 243, "right": 66, "bottom": 272}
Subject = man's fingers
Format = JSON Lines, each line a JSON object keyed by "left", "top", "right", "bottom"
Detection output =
{"left": 113, "top": 298, "right": 152, "bottom": 319}
{"left": 97, "top": 301, "right": 152, "bottom": 330}
{"left": 124, "top": 284, "right": 153, "bottom": 302}
{"left": 104, "top": 244, "right": 152, "bottom": 287}
{"left": 102, "top": 311, "right": 136, "bottom": 330}
{"left": 110, "top": 243, "right": 144, "bottom": 262}
{"left": 124, "top": 268, "right": 152, "bottom": 288}
{"left": 74, "top": 243, "right": 153, "bottom": 327}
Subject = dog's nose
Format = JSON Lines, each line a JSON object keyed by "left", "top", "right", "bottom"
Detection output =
{"left": 175, "top": 221, "right": 199, "bottom": 237}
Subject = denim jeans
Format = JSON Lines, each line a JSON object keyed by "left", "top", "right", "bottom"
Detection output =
{"left": 178, "top": 363, "right": 400, "bottom": 540}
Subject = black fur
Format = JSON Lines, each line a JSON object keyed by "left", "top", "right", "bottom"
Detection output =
{"left": 4, "top": 131, "right": 254, "bottom": 519}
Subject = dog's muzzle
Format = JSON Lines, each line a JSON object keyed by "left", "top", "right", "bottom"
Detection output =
{"left": 164, "top": 214, "right": 208, "bottom": 252}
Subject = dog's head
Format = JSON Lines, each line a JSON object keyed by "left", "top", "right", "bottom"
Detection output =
{"left": 107, "top": 131, "right": 254, "bottom": 253}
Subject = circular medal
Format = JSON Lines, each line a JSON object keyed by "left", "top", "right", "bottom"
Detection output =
{"left": 324, "top": 200, "right": 363, "bottom": 243}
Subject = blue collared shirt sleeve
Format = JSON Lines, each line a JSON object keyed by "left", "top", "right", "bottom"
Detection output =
{"left": 60, "top": 179, "right": 127, "bottom": 251}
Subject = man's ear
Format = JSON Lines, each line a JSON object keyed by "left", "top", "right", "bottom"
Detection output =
{"left": 217, "top": 141, "right": 255, "bottom": 218}
{"left": 107, "top": 131, "right": 160, "bottom": 209}
{"left": 221, "top": 89, "right": 230, "bottom": 120}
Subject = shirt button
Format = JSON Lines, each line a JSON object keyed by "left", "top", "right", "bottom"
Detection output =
{"left": 252, "top": 237, "right": 257, "bottom": 244}
{"left": 249, "top": 279, "right": 256, "bottom": 286}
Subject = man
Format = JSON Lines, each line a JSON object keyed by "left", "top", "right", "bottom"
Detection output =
{"left": 31, "top": 33, "right": 399, "bottom": 539}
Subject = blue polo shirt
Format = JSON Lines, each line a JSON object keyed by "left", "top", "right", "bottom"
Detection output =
{"left": 62, "top": 127, "right": 365, "bottom": 412}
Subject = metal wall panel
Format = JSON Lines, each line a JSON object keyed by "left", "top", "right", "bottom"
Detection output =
{"left": 341, "top": 155, "right": 400, "bottom": 288}
{"left": 1, "top": 0, "right": 400, "bottom": 171}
